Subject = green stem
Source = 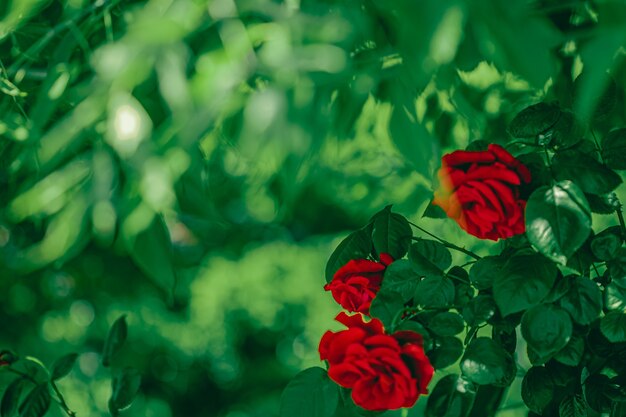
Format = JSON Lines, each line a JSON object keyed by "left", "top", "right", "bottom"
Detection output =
{"left": 6, "top": 367, "right": 38, "bottom": 384}
{"left": 616, "top": 202, "right": 626, "bottom": 240}
{"left": 409, "top": 223, "right": 482, "bottom": 260}
{"left": 51, "top": 380, "right": 77, "bottom": 417}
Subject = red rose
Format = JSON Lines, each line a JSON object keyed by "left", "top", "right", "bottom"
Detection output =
{"left": 433, "top": 144, "right": 531, "bottom": 241}
{"left": 324, "top": 254, "right": 393, "bottom": 314}
{"left": 319, "top": 312, "right": 433, "bottom": 411}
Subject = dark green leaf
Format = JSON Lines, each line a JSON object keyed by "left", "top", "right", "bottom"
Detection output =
{"left": 380, "top": 260, "right": 420, "bottom": 302}
{"left": 428, "top": 312, "right": 465, "bottom": 337}
{"left": 18, "top": 385, "right": 50, "bottom": 417}
{"left": 608, "top": 248, "right": 626, "bottom": 288}
{"left": 469, "top": 256, "right": 505, "bottom": 290}
{"left": 109, "top": 367, "right": 141, "bottom": 415}
{"left": 409, "top": 239, "right": 452, "bottom": 277}
{"left": 552, "top": 151, "right": 622, "bottom": 194}
{"left": 522, "top": 366, "right": 555, "bottom": 414}
{"left": 521, "top": 304, "right": 572, "bottom": 357}
{"left": 50, "top": 353, "right": 78, "bottom": 381}
{"left": 325, "top": 227, "right": 372, "bottom": 283}
{"left": 559, "top": 276, "right": 602, "bottom": 325}
{"left": 493, "top": 254, "right": 557, "bottom": 317}
{"left": 550, "top": 111, "right": 583, "bottom": 149}
{"left": 465, "top": 140, "right": 489, "bottom": 151}
{"left": 525, "top": 180, "right": 592, "bottom": 265}
{"left": 102, "top": 315, "right": 127, "bottom": 367}
{"left": 584, "top": 374, "right": 612, "bottom": 413}
{"left": 462, "top": 295, "right": 496, "bottom": 327}
{"left": 606, "top": 282, "right": 626, "bottom": 311}
{"left": 415, "top": 276, "right": 455, "bottom": 308}
{"left": 389, "top": 99, "right": 436, "bottom": 178}
{"left": 369, "top": 290, "right": 404, "bottom": 330}
{"left": 279, "top": 367, "right": 338, "bottom": 417}
{"left": 600, "top": 311, "right": 626, "bottom": 343}
{"left": 461, "top": 338, "right": 516, "bottom": 387}
{"left": 558, "top": 394, "right": 586, "bottom": 417}
{"left": 591, "top": 226, "right": 623, "bottom": 261}
{"left": 603, "top": 128, "right": 626, "bottom": 169}
{"left": 509, "top": 102, "right": 561, "bottom": 138}
{"left": 126, "top": 215, "right": 176, "bottom": 292}
{"left": 425, "top": 374, "right": 476, "bottom": 417}
{"left": 586, "top": 192, "right": 619, "bottom": 214}
{"left": 423, "top": 200, "right": 447, "bottom": 219}
{"left": 371, "top": 206, "right": 412, "bottom": 260}
{"left": 554, "top": 334, "right": 584, "bottom": 366}
{"left": 543, "top": 274, "right": 572, "bottom": 304}
{"left": 429, "top": 336, "right": 463, "bottom": 369}
{"left": 1, "top": 378, "right": 27, "bottom": 417}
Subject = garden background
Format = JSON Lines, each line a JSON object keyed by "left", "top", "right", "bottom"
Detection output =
{"left": 1, "top": 0, "right": 626, "bottom": 416}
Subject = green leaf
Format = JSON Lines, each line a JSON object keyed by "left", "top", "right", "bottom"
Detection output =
{"left": 559, "top": 276, "right": 602, "bottom": 325}
{"left": 18, "top": 385, "right": 50, "bottom": 417}
{"left": 603, "top": 128, "right": 626, "bottom": 169}
{"left": 409, "top": 239, "right": 452, "bottom": 277}
{"left": 606, "top": 282, "right": 626, "bottom": 311}
{"left": 554, "top": 334, "right": 584, "bottom": 367}
{"left": 379, "top": 260, "right": 420, "bottom": 302}
{"left": 126, "top": 215, "right": 176, "bottom": 292}
{"left": 521, "top": 304, "right": 573, "bottom": 357}
{"left": 525, "top": 180, "right": 592, "bottom": 265}
{"left": 552, "top": 151, "right": 622, "bottom": 194}
{"left": 428, "top": 312, "right": 465, "bottom": 337}
{"left": 584, "top": 374, "right": 612, "bottom": 413}
{"left": 460, "top": 337, "right": 516, "bottom": 387}
{"left": 509, "top": 102, "right": 561, "bottom": 138}
{"left": 550, "top": 111, "right": 583, "bottom": 149}
{"left": 521, "top": 366, "right": 555, "bottom": 414}
{"left": 371, "top": 206, "right": 412, "bottom": 260}
{"left": 415, "top": 276, "right": 455, "bottom": 308}
{"left": 1, "top": 378, "right": 27, "bottom": 417}
{"left": 369, "top": 290, "right": 404, "bottom": 330}
{"left": 462, "top": 295, "right": 496, "bottom": 327}
{"left": 423, "top": 200, "right": 448, "bottom": 219}
{"left": 425, "top": 374, "right": 476, "bottom": 417}
{"left": 469, "top": 256, "right": 505, "bottom": 290}
{"left": 591, "top": 226, "right": 623, "bottom": 261}
{"left": 558, "top": 394, "right": 586, "bottom": 417}
{"left": 493, "top": 254, "right": 557, "bottom": 317}
{"left": 465, "top": 140, "right": 489, "bottom": 151}
{"left": 279, "top": 367, "right": 338, "bottom": 417}
{"left": 586, "top": 192, "right": 619, "bottom": 214}
{"left": 50, "top": 353, "right": 78, "bottom": 381}
{"left": 429, "top": 336, "right": 463, "bottom": 369}
{"left": 600, "top": 311, "right": 626, "bottom": 343}
{"left": 389, "top": 98, "right": 436, "bottom": 178}
{"left": 608, "top": 248, "right": 626, "bottom": 288}
{"left": 102, "top": 315, "right": 128, "bottom": 367}
{"left": 325, "top": 227, "right": 372, "bottom": 283}
{"left": 109, "top": 367, "right": 142, "bottom": 415}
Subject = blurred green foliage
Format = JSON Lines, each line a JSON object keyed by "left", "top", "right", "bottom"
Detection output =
{"left": 0, "top": 0, "right": 626, "bottom": 416}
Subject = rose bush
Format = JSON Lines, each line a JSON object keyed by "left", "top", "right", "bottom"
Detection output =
{"left": 282, "top": 100, "right": 626, "bottom": 417}
{"left": 433, "top": 144, "right": 531, "bottom": 240}
{"left": 319, "top": 312, "right": 433, "bottom": 411}
{"left": 323, "top": 253, "right": 393, "bottom": 314}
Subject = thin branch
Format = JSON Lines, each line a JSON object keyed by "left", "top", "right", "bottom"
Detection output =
{"left": 409, "top": 222, "right": 482, "bottom": 260}
{"left": 51, "top": 380, "right": 77, "bottom": 417}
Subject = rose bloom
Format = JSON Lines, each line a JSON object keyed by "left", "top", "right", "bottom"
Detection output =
{"left": 324, "top": 254, "right": 393, "bottom": 315}
{"left": 319, "top": 312, "right": 433, "bottom": 411}
{"left": 433, "top": 144, "right": 531, "bottom": 241}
